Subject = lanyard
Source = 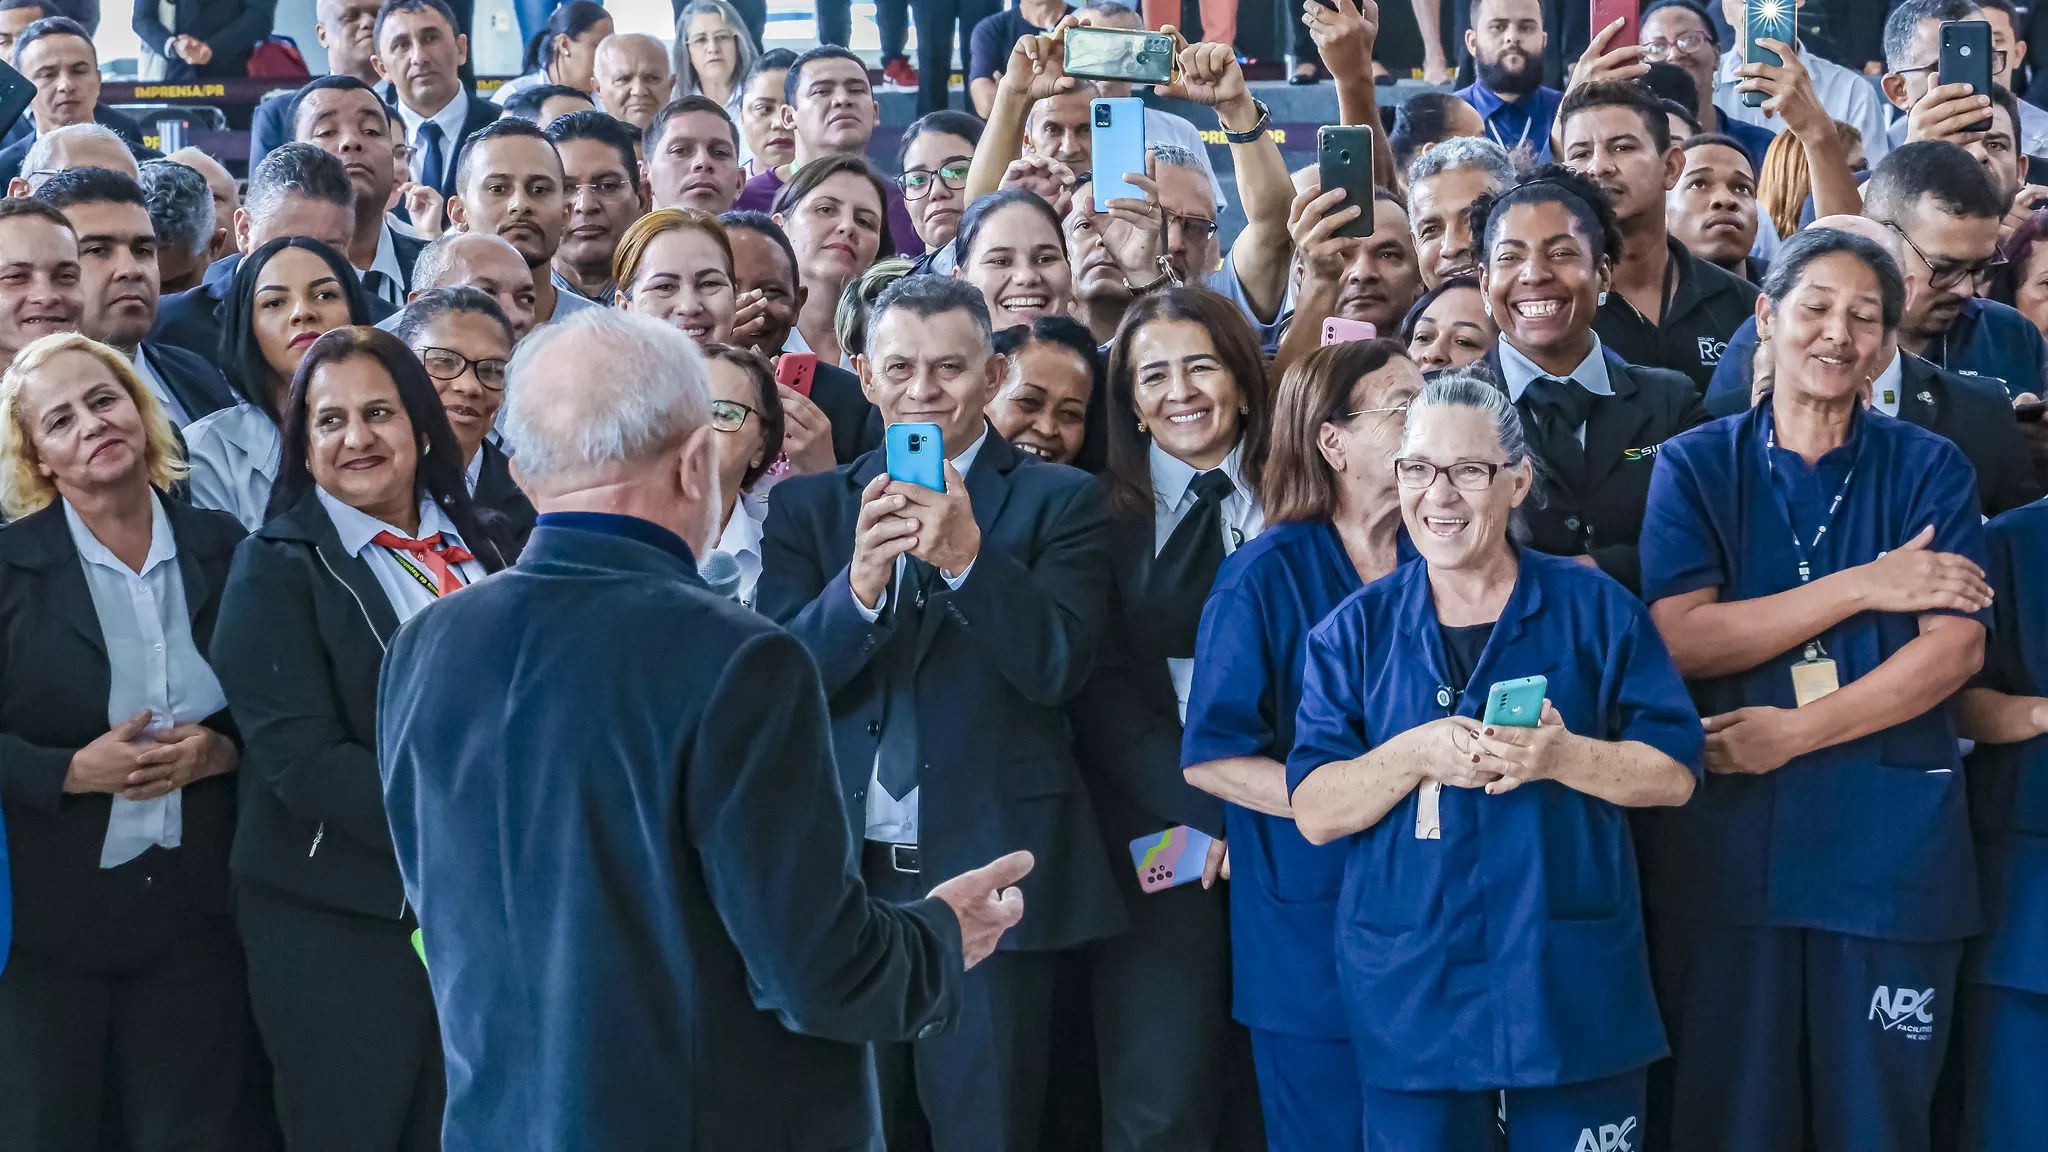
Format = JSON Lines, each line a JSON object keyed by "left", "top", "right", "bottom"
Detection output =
{"left": 1485, "top": 106, "right": 1534, "bottom": 153}
{"left": 1763, "top": 419, "right": 1856, "bottom": 585}
{"left": 384, "top": 547, "right": 459, "bottom": 598}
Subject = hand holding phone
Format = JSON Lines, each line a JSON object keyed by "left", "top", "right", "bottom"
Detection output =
{"left": 884, "top": 422, "right": 946, "bottom": 491}
{"left": 1322, "top": 317, "right": 1377, "bottom": 345}
{"left": 1064, "top": 26, "right": 1178, "bottom": 85}
{"left": 1129, "top": 826, "right": 1220, "bottom": 892}
{"left": 1741, "top": 0, "right": 1792, "bottom": 107}
{"left": 1481, "top": 676, "right": 1548, "bottom": 728}
{"left": 1089, "top": 97, "right": 1148, "bottom": 213}
{"left": 1939, "top": 20, "right": 1995, "bottom": 134}
{"left": 1316, "top": 126, "right": 1375, "bottom": 240}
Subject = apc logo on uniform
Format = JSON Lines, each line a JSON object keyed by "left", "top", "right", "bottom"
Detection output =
{"left": 1697, "top": 336, "right": 1728, "bottom": 365}
{"left": 1574, "top": 1116, "right": 1637, "bottom": 1152}
{"left": 1869, "top": 986, "right": 1936, "bottom": 1039}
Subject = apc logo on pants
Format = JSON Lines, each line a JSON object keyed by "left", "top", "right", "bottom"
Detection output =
{"left": 1869, "top": 985, "right": 1936, "bottom": 1039}
{"left": 1574, "top": 1116, "right": 1636, "bottom": 1152}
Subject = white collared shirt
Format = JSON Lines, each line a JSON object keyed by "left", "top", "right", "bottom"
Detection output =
{"left": 394, "top": 91, "right": 469, "bottom": 186}
{"left": 1871, "top": 350, "right": 1905, "bottom": 418}
{"left": 714, "top": 497, "right": 765, "bottom": 609}
{"left": 64, "top": 492, "right": 226, "bottom": 869}
{"left": 1497, "top": 335, "right": 1616, "bottom": 447}
{"left": 1150, "top": 439, "right": 1262, "bottom": 717}
{"left": 130, "top": 345, "right": 191, "bottom": 428}
{"left": 183, "top": 402, "right": 281, "bottom": 531}
{"left": 1715, "top": 46, "right": 1890, "bottom": 167}
{"left": 550, "top": 265, "right": 615, "bottom": 306}
{"left": 464, "top": 446, "right": 484, "bottom": 495}
{"left": 316, "top": 489, "right": 486, "bottom": 624}
{"left": 359, "top": 219, "right": 408, "bottom": 307}
{"left": 859, "top": 426, "right": 988, "bottom": 846}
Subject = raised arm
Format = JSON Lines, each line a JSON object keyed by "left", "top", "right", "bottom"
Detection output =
{"left": 1311, "top": 0, "right": 1400, "bottom": 190}
{"left": 1738, "top": 37, "right": 1861, "bottom": 219}
{"left": 1161, "top": 42, "right": 1296, "bottom": 321}
{"left": 1267, "top": 182, "right": 1362, "bottom": 386}
{"left": 966, "top": 21, "right": 1077, "bottom": 204}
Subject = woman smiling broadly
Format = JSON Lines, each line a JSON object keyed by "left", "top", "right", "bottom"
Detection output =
{"left": 211, "top": 327, "right": 513, "bottom": 1149}
{"left": 1401, "top": 276, "right": 1498, "bottom": 374}
{"left": 1290, "top": 369, "right": 1700, "bottom": 1150}
{"left": 953, "top": 190, "right": 1074, "bottom": 334}
{"left": 183, "top": 237, "right": 372, "bottom": 531}
{"left": 1474, "top": 169, "right": 1706, "bottom": 592}
{"left": 1063, "top": 287, "right": 1272, "bottom": 1146}
{"left": 614, "top": 207, "right": 738, "bottom": 348}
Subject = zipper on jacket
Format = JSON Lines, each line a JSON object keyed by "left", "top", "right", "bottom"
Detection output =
{"left": 309, "top": 823, "right": 324, "bottom": 857}
{"left": 309, "top": 543, "right": 402, "bottom": 918}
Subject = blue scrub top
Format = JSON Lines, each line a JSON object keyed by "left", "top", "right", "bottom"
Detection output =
{"left": 1639, "top": 405, "right": 1989, "bottom": 943}
{"left": 1707, "top": 300, "right": 2048, "bottom": 404}
{"left": 1965, "top": 497, "right": 2048, "bottom": 995}
{"left": 1183, "top": 520, "right": 1375, "bottom": 1039}
{"left": 1286, "top": 548, "right": 1703, "bottom": 1092}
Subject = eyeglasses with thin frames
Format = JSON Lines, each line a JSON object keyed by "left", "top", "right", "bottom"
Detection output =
{"left": 898, "top": 159, "right": 971, "bottom": 200}
{"left": 1164, "top": 209, "right": 1219, "bottom": 245}
{"left": 1639, "top": 31, "right": 1715, "bottom": 59}
{"left": 1882, "top": 219, "right": 2006, "bottom": 291}
{"left": 1393, "top": 458, "right": 1512, "bottom": 490}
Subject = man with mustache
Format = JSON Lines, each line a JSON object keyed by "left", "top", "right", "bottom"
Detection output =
{"left": 1454, "top": 0, "right": 1565, "bottom": 164}
{"left": 34, "top": 166, "right": 233, "bottom": 427}
{"left": 287, "top": 75, "right": 426, "bottom": 310}
{"left": 642, "top": 96, "right": 746, "bottom": 215}
{"left": 374, "top": 0, "right": 500, "bottom": 213}
{"left": 1559, "top": 79, "right": 1759, "bottom": 392}
{"left": 446, "top": 118, "right": 600, "bottom": 329}
{"left": 545, "top": 109, "right": 646, "bottom": 305}
{"left": 1407, "top": 134, "right": 1515, "bottom": 290}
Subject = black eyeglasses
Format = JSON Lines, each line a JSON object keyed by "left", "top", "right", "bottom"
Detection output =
{"left": 898, "top": 159, "right": 971, "bottom": 200}
{"left": 710, "top": 398, "right": 755, "bottom": 432}
{"left": 1882, "top": 219, "right": 2006, "bottom": 291}
{"left": 1896, "top": 52, "right": 2009, "bottom": 79}
{"left": 1393, "top": 457, "right": 1511, "bottom": 489}
{"left": 415, "top": 346, "right": 509, "bottom": 390}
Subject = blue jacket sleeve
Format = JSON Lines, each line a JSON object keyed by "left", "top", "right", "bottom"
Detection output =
{"left": 1287, "top": 608, "right": 1372, "bottom": 798}
{"left": 1182, "top": 578, "right": 1278, "bottom": 767}
{"left": 1607, "top": 600, "right": 1707, "bottom": 775}
{"left": 1639, "top": 439, "right": 1726, "bottom": 605}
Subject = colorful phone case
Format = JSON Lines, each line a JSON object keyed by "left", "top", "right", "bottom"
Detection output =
{"left": 884, "top": 422, "right": 946, "bottom": 492}
{"left": 1090, "top": 98, "right": 1148, "bottom": 213}
{"left": 1130, "top": 825, "right": 1218, "bottom": 893}
{"left": 1482, "top": 675, "right": 1548, "bottom": 728}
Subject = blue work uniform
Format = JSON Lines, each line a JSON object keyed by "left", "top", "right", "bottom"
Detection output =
{"left": 1638, "top": 405, "right": 1989, "bottom": 1152}
{"left": 1287, "top": 548, "right": 1703, "bottom": 1150}
{"left": 1707, "top": 299, "right": 2048, "bottom": 404}
{"left": 1958, "top": 497, "right": 2048, "bottom": 1151}
{"left": 1183, "top": 520, "right": 1394, "bottom": 1151}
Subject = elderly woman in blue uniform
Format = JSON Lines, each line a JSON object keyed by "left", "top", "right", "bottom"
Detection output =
{"left": 1639, "top": 227, "right": 1994, "bottom": 1152}
{"left": 1286, "top": 369, "right": 1702, "bottom": 1150}
{"left": 1952, "top": 495, "right": 2048, "bottom": 1151}
{"left": 1181, "top": 337, "right": 1423, "bottom": 1150}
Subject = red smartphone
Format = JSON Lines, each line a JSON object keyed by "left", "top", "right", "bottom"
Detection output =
{"left": 1322, "top": 317, "right": 1377, "bottom": 346}
{"left": 1591, "top": 0, "right": 1640, "bottom": 47}
{"left": 774, "top": 351, "right": 817, "bottom": 398}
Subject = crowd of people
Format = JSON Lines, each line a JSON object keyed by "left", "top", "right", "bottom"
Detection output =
{"left": 0, "top": 0, "right": 2046, "bottom": 1149}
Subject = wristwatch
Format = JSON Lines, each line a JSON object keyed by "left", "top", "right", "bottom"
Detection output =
{"left": 1221, "top": 99, "right": 1272, "bottom": 145}
{"left": 1123, "top": 254, "right": 1182, "bottom": 294}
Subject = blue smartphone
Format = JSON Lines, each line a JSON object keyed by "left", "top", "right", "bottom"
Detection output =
{"left": 1481, "top": 676, "right": 1547, "bottom": 728}
{"left": 884, "top": 422, "right": 946, "bottom": 492}
{"left": 1129, "top": 825, "right": 1218, "bottom": 893}
{"left": 1090, "top": 97, "right": 1147, "bottom": 213}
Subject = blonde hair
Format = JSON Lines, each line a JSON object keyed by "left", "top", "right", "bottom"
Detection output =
{"left": 0, "top": 332, "right": 188, "bottom": 519}
{"left": 612, "top": 206, "right": 735, "bottom": 293}
{"left": 1758, "top": 119, "right": 1863, "bottom": 241}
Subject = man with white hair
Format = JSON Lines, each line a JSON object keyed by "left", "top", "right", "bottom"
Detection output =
{"left": 5, "top": 121, "right": 135, "bottom": 197}
{"left": 592, "top": 32, "right": 674, "bottom": 133}
{"left": 381, "top": 230, "right": 536, "bottom": 340}
{"left": 377, "top": 307, "right": 1030, "bottom": 1150}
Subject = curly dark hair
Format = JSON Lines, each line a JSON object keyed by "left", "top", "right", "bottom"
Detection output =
{"left": 1466, "top": 164, "right": 1624, "bottom": 272}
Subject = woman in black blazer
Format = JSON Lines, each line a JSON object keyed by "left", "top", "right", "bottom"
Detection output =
{"left": 211, "top": 327, "right": 513, "bottom": 1152}
{"left": 0, "top": 333, "right": 258, "bottom": 1148}
{"left": 388, "top": 286, "right": 537, "bottom": 546}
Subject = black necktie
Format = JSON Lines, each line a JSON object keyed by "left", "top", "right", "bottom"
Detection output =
{"left": 417, "top": 120, "right": 445, "bottom": 193}
{"left": 1146, "top": 469, "right": 1236, "bottom": 659}
{"left": 1519, "top": 376, "right": 1594, "bottom": 497}
{"left": 876, "top": 558, "right": 938, "bottom": 800}
{"left": 362, "top": 269, "right": 399, "bottom": 307}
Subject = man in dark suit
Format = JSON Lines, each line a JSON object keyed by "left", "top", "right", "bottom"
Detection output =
{"left": 132, "top": 0, "right": 277, "bottom": 80}
{"left": 758, "top": 275, "right": 1126, "bottom": 1151}
{"left": 0, "top": 17, "right": 146, "bottom": 184}
{"left": 285, "top": 75, "right": 424, "bottom": 308}
{"left": 151, "top": 142, "right": 391, "bottom": 361}
{"left": 377, "top": 307, "right": 1033, "bottom": 1150}
{"left": 372, "top": 0, "right": 497, "bottom": 219}
{"left": 35, "top": 166, "right": 233, "bottom": 426}
{"left": 249, "top": 0, "right": 388, "bottom": 168}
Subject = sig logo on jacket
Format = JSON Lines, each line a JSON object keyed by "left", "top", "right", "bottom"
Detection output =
{"left": 1696, "top": 336, "right": 1728, "bottom": 365}
{"left": 1574, "top": 1115, "right": 1637, "bottom": 1152}
{"left": 1868, "top": 985, "right": 1936, "bottom": 1038}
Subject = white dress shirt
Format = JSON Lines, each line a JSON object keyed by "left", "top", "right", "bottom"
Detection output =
{"left": 130, "top": 345, "right": 191, "bottom": 428}
{"left": 1150, "top": 439, "right": 1262, "bottom": 717}
{"left": 64, "top": 493, "right": 227, "bottom": 869}
{"left": 858, "top": 427, "right": 987, "bottom": 846}
{"left": 394, "top": 91, "right": 470, "bottom": 186}
{"left": 1870, "top": 350, "right": 1905, "bottom": 418}
{"left": 183, "top": 402, "right": 280, "bottom": 531}
{"left": 713, "top": 497, "right": 765, "bottom": 609}
{"left": 316, "top": 489, "right": 487, "bottom": 624}
{"left": 1715, "top": 46, "right": 1891, "bottom": 167}
{"left": 1497, "top": 334, "right": 1617, "bottom": 447}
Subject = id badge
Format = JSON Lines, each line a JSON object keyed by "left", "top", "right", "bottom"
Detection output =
{"left": 1414, "top": 781, "right": 1442, "bottom": 840}
{"left": 1791, "top": 641, "right": 1840, "bottom": 708}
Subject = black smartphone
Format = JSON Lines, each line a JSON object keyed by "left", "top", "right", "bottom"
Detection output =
{"left": 2016, "top": 400, "right": 2046, "bottom": 422}
{"left": 1317, "top": 125, "right": 1375, "bottom": 240}
{"left": 1742, "top": 0, "right": 1791, "bottom": 108}
{"left": 1940, "top": 20, "right": 1995, "bottom": 134}
{"left": 0, "top": 59, "right": 32, "bottom": 141}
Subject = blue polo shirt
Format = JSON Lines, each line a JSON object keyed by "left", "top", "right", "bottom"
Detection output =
{"left": 1708, "top": 296, "right": 2048, "bottom": 404}
{"left": 1287, "top": 548, "right": 1702, "bottom": 1091}
{"left": 1965, "top": 497, "right": 2048, "bottom": 995}
{"left": 1639, "top": 405, "right": 1988, "bottom": 943}
{"left": 1453, "top": 80, "right": 1564, "bottom": 164}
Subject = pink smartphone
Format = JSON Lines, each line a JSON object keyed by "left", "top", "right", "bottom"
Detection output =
{"left": 1322, "top": 317, "right": 1377, "bottom": 346}
{"left": 1129, "top": 825, "right": 1218, "bottom": 893}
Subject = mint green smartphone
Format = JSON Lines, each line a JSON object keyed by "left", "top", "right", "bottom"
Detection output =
{"left": 1481, "top": 676, "right": 1547, "bottom": 728}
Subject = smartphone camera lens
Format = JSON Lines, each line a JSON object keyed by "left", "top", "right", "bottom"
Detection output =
{"left": 1094, "top": 105, "right": 1110, "bottom": 127}
{"left": 908, "top": 433, "right": 923, "bottom": 449}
